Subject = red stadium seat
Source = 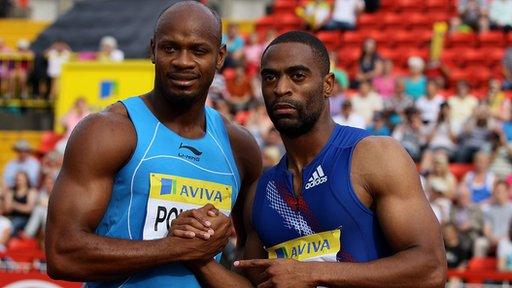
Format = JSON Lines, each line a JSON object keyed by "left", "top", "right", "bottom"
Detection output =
{"left": 382, "top": 12, "right": 403, "bottom": 30}
{"left": 468, "top": 258, "right": 497, "bottom": 271}
{"left": 446, "top": 32, "right": 477, "bottom": 49}
{"left": 379, "top": 48, "right": 402, "bottom": 65}
{"left": 364, "top": 30, "right": 388, "bottom": 48}
{"left": 466, "top": 65, "right": 492, "bottom": 89}
{"left": 481, "top": 47, "right": 505, "bottom": 67}
{"left": 426, "top": 0, "right": 450, "bottom": 13}
{"left": 507, "top": 33, "right": 512, "bottom": 45}
{"left": 7, "top": 238, "right": 39, "bottom": 251}
{"left": 491, "top": 64, "right": 505, "bottom": 79}
{"left": 449, "top": 68, "right": 468, "bottom": 87}
{"left": 403, "top": 48, "right": 429, "bottom": 60}
{"left": 276, "top": 13, "right": 304, "bottom": 31}
{"left": 37, "top": 131, "right": 62, "bottom": 154}
{"left": 449, "top": 163, "right": 474, "bottom": 181}
{"left": 273, "top": 1, "right": 298, "bottom": 16}
{"left": 336, "top": 48, "right": 360, "bottom": 68}
{"left": 429, "top": 12, "right": 450, "bottom": 23}
{"left": 255, "top": 16, "right": 275, "bottom": 34}
{"left": 441, "top": 48, "right": 462, "bottom": 67}
{"left": 358, "top": 13, "right": 381, "bottom": 30}
{"left": 380, "top": 0, "right": 397, "bottom": 12}
{"left": 405, "top": 12, "right": 432, "bottom": 30}
{"left": 396, "top": 0, "right": 425, "bottom": 13}
{"left": 390, "top": 30, "right": 418, "bottom": 48}
{"left": 460, "top": 48, "right": 485, "bottom": 67}
{"left": 316, "top": 31, "right": 342, "bottom": 50}
{"left": 410, "top": 29, "right": 433, "bottom": 48}
{"left": 478, "top": 31, "right": 505, "bottom": 48}
{"left": 342, "top": 31, "right": 365, "bottom": 49}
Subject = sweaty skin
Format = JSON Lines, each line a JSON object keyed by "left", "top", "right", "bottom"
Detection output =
{"left": 45, "top": 1, "right": 261, "bottom": 282}
{"left": 173, "top": 40, "right": 447, "bottom": 288}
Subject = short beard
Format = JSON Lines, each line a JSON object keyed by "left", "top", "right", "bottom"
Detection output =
{"left": 164, "top": 92, "right": 198, "bottom": 108}
{"left": 155, "top": 78, "right": 202, "bottom": 109}
{"left": 269, "top": 100, "right": 323, "bottom": 139}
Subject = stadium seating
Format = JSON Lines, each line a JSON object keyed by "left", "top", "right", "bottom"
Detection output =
{"left": 0, "top": 19, "right": 48, "bottom": 48}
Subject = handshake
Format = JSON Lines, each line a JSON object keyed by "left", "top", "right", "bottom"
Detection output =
{"left": 169, "top": 204, "right": 234, "bottom": 262}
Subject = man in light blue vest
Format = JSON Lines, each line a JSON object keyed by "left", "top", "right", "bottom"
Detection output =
{"left": 45, "top": 1, "right": 261, "bottom": 287}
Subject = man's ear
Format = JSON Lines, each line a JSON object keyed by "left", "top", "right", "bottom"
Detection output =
{"left": 323, "top": 72, "right": 335, "bottom": 98}
{"left": 216, "top": 44, "right": 227, "bottom": 71}
{"left": 150, "top": 38, "right": 156, "bottom": 64}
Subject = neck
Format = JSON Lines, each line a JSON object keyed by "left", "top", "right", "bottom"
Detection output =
{"left": 282, "top": 114, "right": 336, "bottom": 173}
{"left": 144, "top": 89, "right": 207, "bottom": 138}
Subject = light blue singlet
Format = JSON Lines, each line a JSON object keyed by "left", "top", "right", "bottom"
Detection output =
{"left": 86, "top": 96, "right": 241, "bottom": 288}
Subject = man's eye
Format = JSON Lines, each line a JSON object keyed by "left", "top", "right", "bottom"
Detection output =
{"left": 292, "top": 73, "right": 306, "bottom": 81}
{"left": 164, "top": 46, "right": 176, "bottom": 53}
{"left": 193, "top": 49, "right": 208, "bottom": 55}
{"left": 263, "top": 74, "right": 277, "bottom": 82}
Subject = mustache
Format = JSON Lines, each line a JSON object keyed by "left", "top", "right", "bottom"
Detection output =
{"left": 270, "top": 99, "right": 301, "bottom": 110}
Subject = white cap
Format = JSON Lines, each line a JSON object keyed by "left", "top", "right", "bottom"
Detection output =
{"left": 100, "top": 36, "right": 118, "bottom": 49}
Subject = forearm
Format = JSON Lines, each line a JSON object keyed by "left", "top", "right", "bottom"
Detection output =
{"left": 12, "top": 202, "right": 33, "bottom": 214}
{"left": 48, "top": 232, "right": 206, "bottom": 282}
{"left": 189, "top": 260, "right": 253, "bottom": 288}
{"left": 310, "top": 248, "right": 446, "bottom": 288}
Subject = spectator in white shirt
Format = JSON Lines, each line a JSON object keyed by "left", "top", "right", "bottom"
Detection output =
{"left": 489, "top": 0, "right": 512, "bottom": 32}
{"left": 97, "top": 36, "right": 124, "bottom": 62}
{"left": 2, "top": 140, "right": 40, "bottom": 189}
{"left": 321, "top": 0, "right": 365, "bottom": 31}
{"left": 333, "top": 100, "right": 366, "bottom": 129}
{"left": 416, "top": 80, "right": 445, "bottom": 124}
{"left": 351, "top": 80, "right": 383, "bottom": 126}
{"left": 448, "top": 80, "right": 479, "bottom": 134}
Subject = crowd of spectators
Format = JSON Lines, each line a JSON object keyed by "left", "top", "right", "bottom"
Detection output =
{"left": 450, "top": 0, "right": 512, "bottom": 34}
{"left": 4, "top": 1, "right": 512, "bottom": 282}
{"left": 0, "top": 35, "right": 124, "bottom": 100}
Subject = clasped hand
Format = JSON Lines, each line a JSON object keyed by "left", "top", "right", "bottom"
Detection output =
{"left": 170, "top": 204, "right": 233, "bottom": 260}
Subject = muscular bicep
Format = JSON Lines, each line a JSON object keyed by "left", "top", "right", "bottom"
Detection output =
{"left": 48, "top": 112, "right": 135, "bottom": 238}
{"left": 353, "top": 137, "right": 442, "bottom": 253}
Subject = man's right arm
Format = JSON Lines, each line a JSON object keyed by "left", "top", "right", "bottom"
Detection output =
{"left": 46, "top": 106, "right": 225, "bottom": 282}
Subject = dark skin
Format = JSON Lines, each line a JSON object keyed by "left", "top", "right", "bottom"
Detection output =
{"left": 174, "top": 42, "right": 447, "bottom": 288}
{"left": 45, "top": 2, "right": 261, "bottom": 282}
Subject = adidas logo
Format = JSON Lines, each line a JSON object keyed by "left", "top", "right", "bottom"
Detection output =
{"left": 305, "top": 165, "right": 328, "bottom": 190}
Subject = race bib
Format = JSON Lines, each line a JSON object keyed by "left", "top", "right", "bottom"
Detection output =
{"left": 143, "top": 173, "right": 232, "bottom": 240}
{"left": 266, "top": 229, "right": 342, "bottom": 262}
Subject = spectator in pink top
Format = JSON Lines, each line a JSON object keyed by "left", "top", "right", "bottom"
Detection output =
{"left": 372, "top": 58, "right": 397, "bottom": 99}
{"left": 243, "top": 33, "right": 264, "bottom": 77}
{"left": 61, "top": 97, "right": 91, "bottom": 139}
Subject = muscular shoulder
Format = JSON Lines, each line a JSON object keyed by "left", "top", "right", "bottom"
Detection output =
{"left": 352, "top": 136, "right": 421, "bottom": 197}
{"left": 222, "top": 117, "right": 262, "bottom": 183}
{"left": 63, "top": 102, "right": 136, "bottom": 175}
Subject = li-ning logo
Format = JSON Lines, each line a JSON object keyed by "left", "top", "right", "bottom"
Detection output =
{"left": 305, "top": 165, "right": 327, "bottom": 190}
{"left": 179, "top": 143, "right": 202, "bottom": 156}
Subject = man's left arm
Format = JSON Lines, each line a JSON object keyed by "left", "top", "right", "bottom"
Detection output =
{"left": 237, "top": 137, "right": 447, "bottom": 288}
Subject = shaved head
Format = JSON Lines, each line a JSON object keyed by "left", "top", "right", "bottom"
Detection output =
{"left": 155, "top": 1, "right": 222, "bottom": 45}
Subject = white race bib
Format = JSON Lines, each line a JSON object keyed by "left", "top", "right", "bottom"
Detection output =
{"left": 143, "top": 173, "right": 232, "bottom": 240}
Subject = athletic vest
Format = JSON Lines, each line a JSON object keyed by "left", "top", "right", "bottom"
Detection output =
{"left": 253, "top": 125, "right": 391, "bottom": 263}
{"left": 86, "top": 96, "right": 241, "bottom": 288}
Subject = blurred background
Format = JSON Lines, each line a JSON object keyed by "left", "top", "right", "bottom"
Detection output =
{"left": 1, "top": 0, "right": 512, "bottom": 287}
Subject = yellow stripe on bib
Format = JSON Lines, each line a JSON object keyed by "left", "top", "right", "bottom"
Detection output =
{"left": 149, "top": 173, "right": 232, "bottom": 211}
{"left": 267, "top": 229, "right": 341, "bottom": 262}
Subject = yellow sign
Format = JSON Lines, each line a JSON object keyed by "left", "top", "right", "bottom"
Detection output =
{"left": 149, "top": 173, "right": 232, "bottom": 211}
{"left": 56, "top": 60, "right": 154, "bottom": 133}
{"left": 267, "top": 229, "right": 341, "bottom": 261}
